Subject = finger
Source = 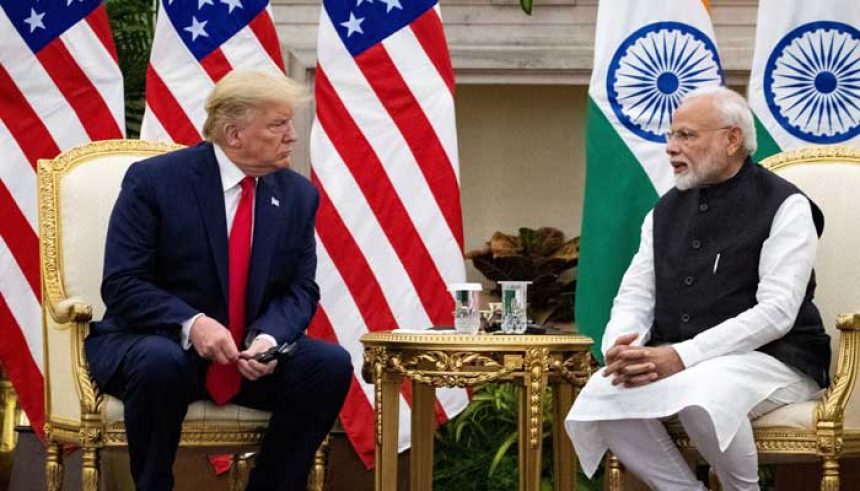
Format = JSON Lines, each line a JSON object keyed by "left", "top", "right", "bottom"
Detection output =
{"left": 603, "top": 360, "right": 629, "bottom": 377}
{"left": 624, "top": 372, "right": 659, "bottom": 388}
{"left": 265, "top": 359, "right": 278, "bottom": 374}
{"left": 613, "top": 333, "right": 639, "bottom": 346}
{"left": 212, "top": 349, "right": 230, "bottom": 365}
{"left": 610, "top": 374, "right": 627, "bottom": 386}
{"left": 622, "top": 362, "right": 656, "bottom": 376}
{"left": 619, "top": 349, "right": 648, "bottom": 361}
{"left": 238, "top": 359, "right": 259, "bottom": 381}
{"left": 246, "top": 359, "right": 269, "bottom": 378}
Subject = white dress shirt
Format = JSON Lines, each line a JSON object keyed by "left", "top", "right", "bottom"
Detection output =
{"left": 179, "top": 144, "right": 277, "bottom": 351}
{"left": 601, "top": 193, "right": 819, "bottom": 366}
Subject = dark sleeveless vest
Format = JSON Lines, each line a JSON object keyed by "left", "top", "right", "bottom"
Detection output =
{"left": 649, "top": 159, "right": 831, "bottom": 387}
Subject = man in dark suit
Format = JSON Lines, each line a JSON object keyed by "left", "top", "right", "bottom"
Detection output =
{"left": 86, "top": 70, "right": 352, "bottom": 491}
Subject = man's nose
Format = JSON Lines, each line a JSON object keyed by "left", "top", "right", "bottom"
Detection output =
{"left": 665, "top": 137, "right": 679, "bottom": 155}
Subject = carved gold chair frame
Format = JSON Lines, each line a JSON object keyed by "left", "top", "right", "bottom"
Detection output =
{"left": 38, "top": 140, "right": 328, "bottom": 491}
{"left": 605, "top": 146, "right": 860, "bottom": 491}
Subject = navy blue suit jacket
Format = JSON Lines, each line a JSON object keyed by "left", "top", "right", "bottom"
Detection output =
{"left": 86, "top": 142, "right": 320, "bottom": 388}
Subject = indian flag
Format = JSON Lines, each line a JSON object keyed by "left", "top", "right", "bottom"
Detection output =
{"left": 749, "top": 0, "right": 860, "bottom": 161}
{"left": 576, "top": 0, "right": 722, "bottom": 361}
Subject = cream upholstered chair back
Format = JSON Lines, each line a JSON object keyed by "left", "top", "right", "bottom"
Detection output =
{"left": 764, "top": 147, "right": 860, "bottom": 428}
{"left": 40, "top": 139, "right": 183, "bottom": 426}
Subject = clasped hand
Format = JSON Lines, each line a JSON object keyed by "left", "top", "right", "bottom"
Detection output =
{"left": 602, "top": 333, "right": 685, "bottom": 388}
{"left": 189, "top": 315, "right": 278, "bottom": 381}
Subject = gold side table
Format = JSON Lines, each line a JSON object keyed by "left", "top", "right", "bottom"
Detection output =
{"left": 360, "top": 332, "right": 593, "bottom": 491}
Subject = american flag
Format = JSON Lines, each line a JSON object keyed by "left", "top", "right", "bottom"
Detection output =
{"left": 0, "top": 0, "right": 124, "bottom": 436}
{"left": 140, "top": 0, "right": 285, "bottom": 143}
{"left": 309, "top": 0, "right": 468, "bottom": 466}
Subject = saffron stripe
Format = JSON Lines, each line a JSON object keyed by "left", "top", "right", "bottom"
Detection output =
{"left": 314, "top": 67, "right": 452, "bottom": 325}
{"left": 145, "top": 65, "right": 201, "bottom": 145}
{"left": 248, "top": 10, "right": 285, "bottom": 71}
{"left": 84, "top": 4, "right": 119, "bottom": 65}
{"left": 409, "top": 9, "right": 455, "bottom": 95}
{"left": 199, "top": 48, "right": 233, "bottom": 83}
{"left": 0, "top": 295, "right": 44, "bottom": 438}
{"left": 0, "top": 65, "right": 61, "bottom": 167}
{"left": 0, "top": 183, "right": 39, "bottom": 297}
{"left": 35, "top": 38, "right": 123, "bottom": 140}
{"left": 353, "top": 45, "right": 464, "bottom": 250}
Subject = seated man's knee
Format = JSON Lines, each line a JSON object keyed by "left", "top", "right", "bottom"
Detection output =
{"left": 124, "top": 336, "right": 194, "bottom": 391}
{"left": 304, "top": 340, "right": 353, "bottom": 395}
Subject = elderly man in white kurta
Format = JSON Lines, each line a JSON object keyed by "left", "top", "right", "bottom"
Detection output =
{"left": 566, "top": 86, "right": 830, "bottom": 490}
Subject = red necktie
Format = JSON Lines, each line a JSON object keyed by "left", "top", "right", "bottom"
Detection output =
{"left": 206, "top": 176, "right": 255, "bottom": 405}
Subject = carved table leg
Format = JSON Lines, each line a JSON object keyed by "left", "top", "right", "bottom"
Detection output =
{"left": 46, "top": 443, "right": 65, "bottom": 491}
{"left": 375, "top": 369, "right": 402, "bottom": 491}
{"left": 552, "top": 380, "right": 575, "bottom": 491}
{"left": 410, "top": 382, "right": 435, "bottom": 491}
{"left": 821, "top": 457, "right": 840, "bottom": 491}
{"left": 307, "top": 437, "right": 329, "bottom": 491}
{"left": 81, "top": 446, "right": 100, "bottom": 491}
{"left": 520, "top": 349, "right": 548, "bottom": 491}
{"left": 605, "top": 453, "right": 623, "bottom": 491}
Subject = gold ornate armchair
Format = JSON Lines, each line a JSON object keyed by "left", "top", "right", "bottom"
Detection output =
{"left": 605, "top": 146, "right": 860, "bottom": 491}
{"left": 38, "top": 140, "right": 327, "bottom": 491}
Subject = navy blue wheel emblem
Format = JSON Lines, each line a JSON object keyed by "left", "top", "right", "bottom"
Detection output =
{"left": 607, "top": 22, "right": 723, "bottom": 143}
{"left": 765, "top": 21, "right": 860, "bottom": 144}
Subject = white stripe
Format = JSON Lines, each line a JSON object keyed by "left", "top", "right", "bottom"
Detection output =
{"left": 0, "top": 13, "right": 89, "bottom": 150}
{"left": 588, "top": 0, "right": 719, "bottom": 196}
{"left": 315, "top": 240, "right": 414, "bottom": 450}
{"left": 60, "top": 21, "right": 125, "bottom": 135}
{"left": 0, "top": 121, "right": 38, "bottom": 231}
{"left": 0, "top": 237, "right": 43, "bottom": 372}
{"left": 220, "top": 25, "right": 281, "bottom": 73}
{"left": 383, "top": 26, "right": 459, "bottom": 181}
{"left": 311, "top": 123, "right": 434, "bottom": 330}
{"left": 316, "top": 14, "right": 465, "bottom": 287}
{"left": 140, "top": 102, "right": 174, "bottom": 143}
{"left": 144, "top": 4, "right": 213, "bottom": 137}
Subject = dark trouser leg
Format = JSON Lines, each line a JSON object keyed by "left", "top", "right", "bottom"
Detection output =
{"left": 238, "top": 337, "right": 352, "bottom": 491}
{"left": 104, "top": 335, "right": 197, "bottom": 491}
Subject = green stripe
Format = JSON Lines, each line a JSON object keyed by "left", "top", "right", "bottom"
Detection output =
{"left": 575, "top": 97, "right": 658, "bottom": 363}
{"left": 752, "top": 114, "right": 782, "bottom": 162}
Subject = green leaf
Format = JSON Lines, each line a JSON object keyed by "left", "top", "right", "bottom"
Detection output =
{"left": 488, "top": 431, "right": 518, "bottom": 477}
{"left": 519, "top": 0, "right": 533, "bottom": 15}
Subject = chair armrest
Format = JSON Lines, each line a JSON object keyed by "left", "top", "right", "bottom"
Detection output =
{"left": 815, "top": 312, "right": 860, "bottom": 425}
{"left": 46, "top": 297, "right": 93, "bottom": 325}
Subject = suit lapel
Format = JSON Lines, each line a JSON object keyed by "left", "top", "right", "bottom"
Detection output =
{"left": 246, "top": 174, "right": 284, "bottom": 319}
{"left": 192, "top": 143, "right": 229, "bottom": 306}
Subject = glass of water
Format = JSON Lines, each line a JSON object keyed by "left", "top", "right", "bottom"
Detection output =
{"left": 499, "top": 281, "right": 531, "bottom": 334}
{"left": 448, "top": 283, "right": 482, "bottom": 334}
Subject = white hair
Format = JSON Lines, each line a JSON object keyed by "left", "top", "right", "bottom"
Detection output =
{"left": 679, "top": 86, "right": 757, "bottom": 157}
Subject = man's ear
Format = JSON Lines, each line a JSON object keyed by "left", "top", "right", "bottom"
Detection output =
{"left": 726, "top": 127, "right": 743, "bottom": 156}
{"left": 224, "top": 123, "right": 242, "bottom": 147}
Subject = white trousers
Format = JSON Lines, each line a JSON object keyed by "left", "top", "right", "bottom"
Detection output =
{"left": 595, "top": 380, "right": 816, "bottom": 491}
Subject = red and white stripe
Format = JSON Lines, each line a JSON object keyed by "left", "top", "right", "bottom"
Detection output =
{"left": 0, "top": 2, "right": 124, "bottom": 437}
{"left": 140, "top": 3, "right": 284, "bottom": 144}
{"left": 309, "top": 4, "right": 468, "bottom": 467}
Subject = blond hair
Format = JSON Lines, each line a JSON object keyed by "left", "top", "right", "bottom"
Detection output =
{"left": 202, "top": 70, "right": 309, "bottom": 143}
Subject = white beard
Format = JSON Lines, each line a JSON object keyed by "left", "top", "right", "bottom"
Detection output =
{"left": 674, "top": 149, "right": 726, "bottom": 191}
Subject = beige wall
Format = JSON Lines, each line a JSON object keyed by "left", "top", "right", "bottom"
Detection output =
{"left": 456, "top": 84, "right": 587, "bottom": 281}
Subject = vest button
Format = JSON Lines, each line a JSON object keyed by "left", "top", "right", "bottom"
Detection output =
{"left": 691, "top": 240, "right": 701, "bottom": 249}
{"left": 684, "top": 276, "right": 694, "bottom": 286}
{"left": 681, "top": 313, "right": 691, "bottom": 323}
{"left": 699, "top": 203, "right": 709, "bottom": 212}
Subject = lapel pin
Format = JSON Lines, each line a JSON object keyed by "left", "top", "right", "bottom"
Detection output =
{"left": 271, "top": 196, "right": 280, "bottom": 207}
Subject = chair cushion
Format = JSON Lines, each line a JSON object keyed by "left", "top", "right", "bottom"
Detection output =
{"left": 751, "top": 400, "right": 816, "bottom": 430}
{"left": 103, "top": 395, "right": 271, "bottom": 424}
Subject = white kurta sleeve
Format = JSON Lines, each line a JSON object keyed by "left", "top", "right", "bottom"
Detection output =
{"left": 672, "top": 193, "right": 819, "bottom": 368}
{"left": 601, "top": 211, "right": 657, "bottom": 357}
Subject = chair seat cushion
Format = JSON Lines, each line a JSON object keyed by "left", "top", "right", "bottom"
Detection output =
{"left": 104, "top": 395, "right": 271, "bottom": 423}
{"left": 752, "top": 400, "right": 816, "bottom": 429}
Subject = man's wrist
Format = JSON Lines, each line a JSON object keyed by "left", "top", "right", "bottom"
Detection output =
{"left": 252, "top": 333, "right": 277, "bottom": 350}
{"left": 181, "top": 313, "right": 205, "bottom": 350}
